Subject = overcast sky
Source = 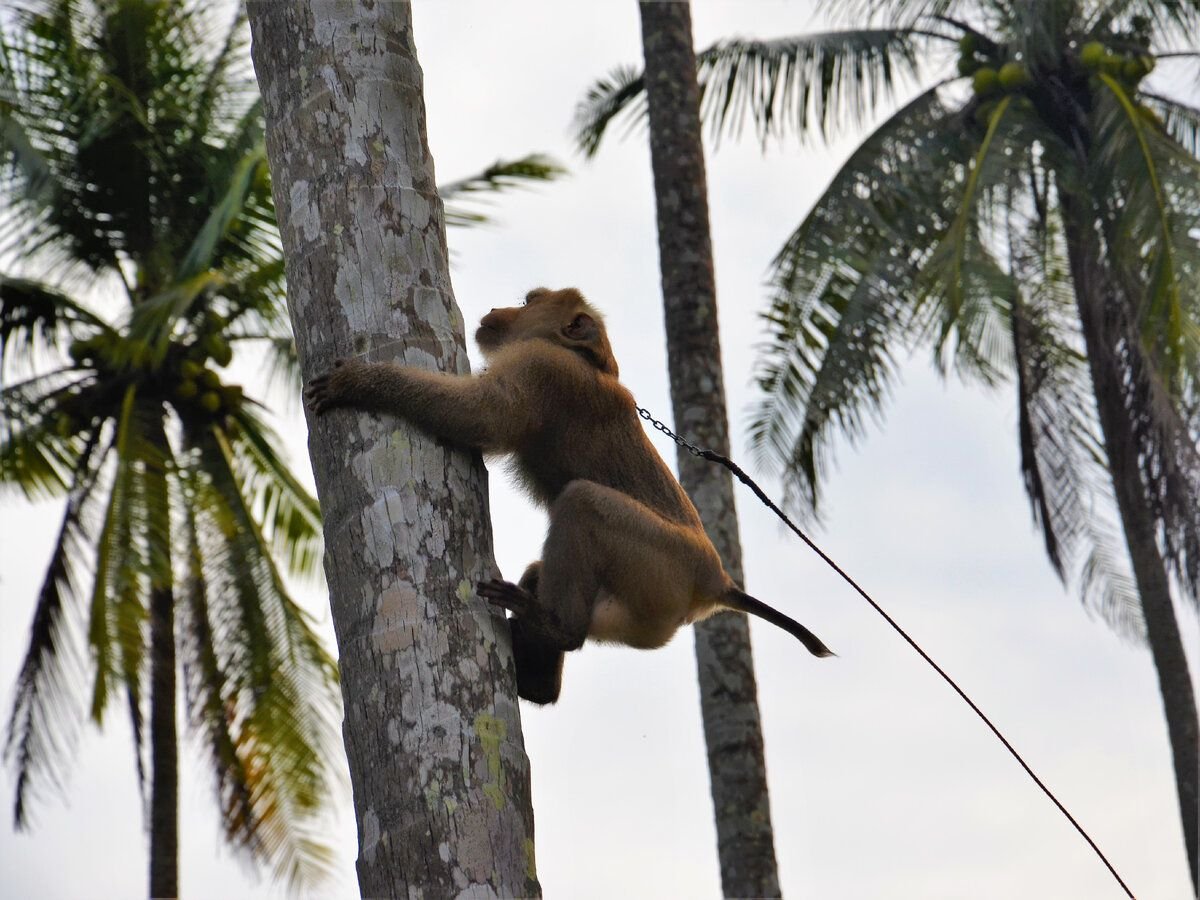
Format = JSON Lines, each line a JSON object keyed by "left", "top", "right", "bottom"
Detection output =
{"left": 1, "top": 2, "right": 1197, "bottom": 899}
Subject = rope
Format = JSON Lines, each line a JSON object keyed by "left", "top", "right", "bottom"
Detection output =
{"left": 637, "top": 406, "right": 1136, "bottom": 899}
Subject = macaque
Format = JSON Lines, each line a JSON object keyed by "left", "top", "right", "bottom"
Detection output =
{"left": 306, "top": 287, "right": 832, "bottom": 704}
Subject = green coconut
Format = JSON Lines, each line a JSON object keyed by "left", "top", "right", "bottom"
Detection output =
{"left": 199, "top": 391, "right": 222, "bottom": 414}
{"left": 204, "top": 334, "right": 233, "bottom": 367}
{"left": 1079, "top": 42, "right": 1106, "bottom": 69}
{"left": 998, "top": 61, "right": 1031, "bottom": 90}
{"left": 972, "top": 67, "right": 999, "bottom": 96}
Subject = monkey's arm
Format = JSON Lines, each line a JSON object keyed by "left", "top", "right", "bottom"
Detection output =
{"left": 305, "top": 358, "right": 533, "bottom": 450}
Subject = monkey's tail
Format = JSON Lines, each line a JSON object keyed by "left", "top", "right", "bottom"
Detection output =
{"left": 722, "top": 588, "right": 834, "bottom": 658}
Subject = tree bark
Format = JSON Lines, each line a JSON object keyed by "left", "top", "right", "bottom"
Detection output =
{"left": 247, "top": 4, "right": 540, "bottom": 897}
{"left": 638, "top": 4, "right": 783, "bottom": 897}
{"left": 148, "top": 584, "right": 178, "bottom": 900}
{"left": 1064, "top": 202, "right": 1199, "bottom": 895}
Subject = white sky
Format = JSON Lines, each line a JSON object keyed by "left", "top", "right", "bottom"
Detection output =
{"left": 1, "top": 2, "right": 1197, "bottom": 899}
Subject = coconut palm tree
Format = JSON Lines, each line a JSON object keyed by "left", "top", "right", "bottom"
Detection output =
{"left": 575, "top": 0, "right": 1199, "bottom": 890}
{"left": 0, "top": 1, "right": 561, "bottom": 896}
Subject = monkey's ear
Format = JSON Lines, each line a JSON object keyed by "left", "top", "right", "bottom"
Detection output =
{"left": 562, "top": 313, "right": 599, "bottom": 343}
{"left": 561, "top": 314, "right": 618, "bottom": 376}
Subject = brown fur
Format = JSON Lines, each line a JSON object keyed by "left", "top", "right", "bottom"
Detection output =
{"left": 306, "top": 287, "right": 831, "bottom": 704}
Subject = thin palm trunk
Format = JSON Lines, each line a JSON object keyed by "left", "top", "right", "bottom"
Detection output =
{"left": 148, "top": 584, "right": 178, "bottom": 900}
{"left": 247, "top": 4, "right": 539, "bottom": 896}
{"left": 638, "top": 3, "right": 782, "bottom": 896}
{"left": 147, "top": 415, "right": 178, "bottom": 899}
{"left": 1063, "top": 200, "right": 1199, "bottom": 894}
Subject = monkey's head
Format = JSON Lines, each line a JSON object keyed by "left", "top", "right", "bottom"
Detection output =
{"left": 476, "top": 287, "right": 619, "bottom": 377}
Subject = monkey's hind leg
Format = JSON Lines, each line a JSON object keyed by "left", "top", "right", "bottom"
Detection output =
{"left": 480, "top": 562, "right": 566, "bottom": 705}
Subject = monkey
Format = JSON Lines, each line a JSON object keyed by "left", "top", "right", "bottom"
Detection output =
{"left": 305, "top": 287, "right": 832, "bottom": 704}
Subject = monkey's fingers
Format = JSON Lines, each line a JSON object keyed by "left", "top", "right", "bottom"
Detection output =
{"left": 304, "top": 374, "right": 336, "bottom": 414}
{"left": 477, "top": 579, "right": 533, "bottom": 616}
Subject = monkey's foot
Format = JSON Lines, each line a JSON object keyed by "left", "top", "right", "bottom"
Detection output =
{"left": 477, "top": 579, "right": 534, "bottom": 616}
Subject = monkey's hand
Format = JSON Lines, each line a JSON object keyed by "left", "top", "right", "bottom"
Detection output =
{"left": 304, "top": 358, "right": 363, "bottom": 415}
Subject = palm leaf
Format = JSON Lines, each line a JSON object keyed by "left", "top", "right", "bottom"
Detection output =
{"left": 176, "top": 145, "right": 269, "bottom": 283}
{"left": 696, "top": 29, "right": 945, "bottom": 146}
{"left": 749, "top": 86, "right": 973, "bottom": 509}
{"left": 439, "top": 154, "right": 567, "bottom": 228}
{"left": 118, "top": 271, "right": 226, "bottom": 369}
{"left": 226, "top": 404, "right": 323, "bottom": 581}
{"left": 1010, "top": 213, "right": 1145, "bottom": 635}
{"left": 574, "top": 65, "right": 648, "bottom": 157}
{"left": 0, "top": 367, "right": 99, "bottom": 499}
{"left": 1077, "top": 94, "right": 1200, "bottom": 601}
{"left": 1140, "top": 91, "right": 1200, "bottom": 157}
{"left": 181, "top": 420, "right": 340, "bottom": 890}
{"left": 574, "top": 28, "right": 947, "bottom": 157}
{"left": 175, "top": 481, "right": 258, "bottom": 862}
{"left": 0, "top": 276, "right": 112, "bottom": 372}
{"left": 86, "top": 384, "right": 141, "bottom": 725}
{"left": 4, "top": 427, "right": 106, "bottom": 827}
{"left": 922, "top": 95, "right": 1015, "bottom": 335}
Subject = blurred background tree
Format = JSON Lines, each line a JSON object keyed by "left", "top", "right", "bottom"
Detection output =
{"left": 577, "top": 0, "right": 1199, "bottom": 889}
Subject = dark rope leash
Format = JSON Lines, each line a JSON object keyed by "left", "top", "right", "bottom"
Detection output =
{"left": 637, "top": 406, "right": 1136, "bottom": 899}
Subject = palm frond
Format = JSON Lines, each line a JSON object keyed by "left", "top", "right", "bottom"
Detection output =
{"left": 574, "top": 65, "right": 649, "bottom": 157}
{"left": 176, "top": 482, "right": 258, "bottom": 865}
{"left": 1089, "top": 0, "right": 1200, "bottom": 48}
{"left": 749, "top": 86, "right": 971, "bottom": 510}
{"left": 118, "top": 271, "right": 225, "bottom": 369}
{"left": 1093, "top": 76, "right": 1199, "bottom": 385}
{"left": 220, "top": 255, "right": 286, "bottom": 327}
{"left": 1010, "top": 216, "right": 1145, "bottom": 635}
{"left": 185, "top": 5, "right": 254, "bottom": 155}
{"left": 180, "top": 420, "right": 340, "bottom": 890}
{"left": 0, "top": 367, "right": 100, "bottom": 500}
{"left": 439, "top": 155, "right": 567, "bottom": 228}
{"left": 86, "top": 385, "right": 142, "bottom": 725}
{"left": 574, "top": 29, "right": 945, "bottom": 158}
{"left": 226, "top": 404, "right": 323, "bottom": 582}
{"left": 1139, "top": 91, "right": 1200, "bottom": 157}
{"left": 176, "top": 146, "right": 268, "bottom": 283}
{"left": 923, "top": 96, "right": 1015, "bottom": 331}
{"left": 696, "top": 29, "right": 944, "bottom": 147}
{"left": 0, "top": 276, "right": 112, "bottom": 375}
{"left": 1074, "top": 101, "right": 1200, "bottom": 601}
{"left": 4, "top": 427, "right": 106, "bottom": 827}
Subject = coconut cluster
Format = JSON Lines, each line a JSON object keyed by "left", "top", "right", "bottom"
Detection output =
{"left": 958, "top": 35, "right": 1033, "bottom": 100}
{"left": 958, "top": 33, "right": 1155, "bottom": 101}
{"left": 1077, "top": 41, "right": 1155, "bottom": 85}
{"left": 66, "top": 311, "right": 243, "bottom": 422}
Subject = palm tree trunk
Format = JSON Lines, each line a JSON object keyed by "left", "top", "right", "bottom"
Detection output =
{"left": 247, "top": 4, "right": 539, "bottom": 896}
{"left": 1063, "top": 203, "right": 1199, "bottom": 894}
{"left": 638, "top": 3, "right": 782, "bottom": 896}
{"left": 148, "top": 585, "right": 178, "bottom": 900}
{"left": 146, "top": 415, "right": 177, "bottom": 899}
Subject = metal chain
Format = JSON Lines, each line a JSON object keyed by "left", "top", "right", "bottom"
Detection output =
{"left": 636, "top": 405, "right": 703, "bottom": 457}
